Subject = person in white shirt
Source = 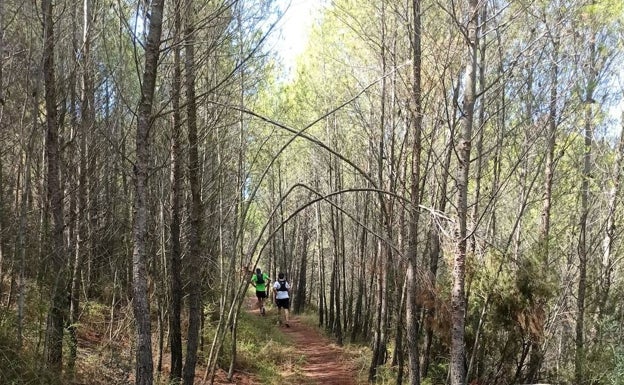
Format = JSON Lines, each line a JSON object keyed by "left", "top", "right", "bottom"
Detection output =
{"left": 272, "top": 272, "right": 291, "bottom": 327}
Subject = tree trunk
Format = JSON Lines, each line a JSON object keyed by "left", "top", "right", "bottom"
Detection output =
{"left": 42, "top": 0, "right": 68, "bottom": 374}
{"left": 17, "top": 124, "right": 35, "bottom": 350}
{"left": 329, "top": 153, "right": 343, "bottom": 343}
{"left": 369, "top": 2, "right": 391, "bottom": 380}
{"left": 526, "top": 34, "right": 559, "bottom": 384}
{"left": 168, "top": 0, "right": 184, "bottom": 381}
{"left": 293, "top": 226, "right": 309, "bottom": 314}
{"left": 405, "top": 0, "right": 423, "bottom": 383}
{"left": 351, "top": 194, "right": 369, "bottom": 342}
{"left": 132, "top": 0, "right": 165, "bottom": 384}
{"left": 0, "top": 0, "right": 4, "bottom": 304}
{"left": 369, "top": 239, "right": 389, "bottom": 382}
{"left": 575, "top": 111, "right": 590, "bottom": 385}
{"left": 599, "top": 117, "right": 624, "bottom": 318}
{"left": 183, "top": 0, "right": 203, "bottom": 382}
{"left": 576, "top": 36, "right": 596, "bottom": 385}
{"left": 450, "top": 1, "right": 478, "bottom": 384}
{"left": 422, "top": 123, "right": 452, "bottom": 378}
{"left": 574, "top": 63, "right": 596, "bottom": 385}
{"left": 317, "top": 200, "right": 327, "bottom": 327}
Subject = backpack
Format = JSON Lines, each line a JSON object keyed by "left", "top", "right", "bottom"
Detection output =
{"left": 256, "top": 273, "right": 265, "bottom": 285}
{"left": 277, "top": 280, "right": 288, "bottom": 292}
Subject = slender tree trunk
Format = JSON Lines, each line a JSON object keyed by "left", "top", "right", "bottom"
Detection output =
{"left": 17, "top": 127, "right": 34, "bottom": 350}
{"left": 575, "top": 113, "right": 590, "bottom": 385}
{"left": 69, "top": 0, "right": 95, "bottom": 373}
{"left": 279, "top": 166, "right": 288, "bottom": 272}
{"left": 406, "top": 0, "right": 423, "bottom": 383}
{"left": 67, "top": 9, "right": 81, "bottom": 369}
{"left": 317, "top": 200, "right": 326, "bottom": 327}
{"left": 294, "top": 227, "right": 309, "bottom": 314}
{"left": 574, "top": 78, "right": 593, "bottom": 385}
{"left": 370, "top": 2, "right": 391, "bottom": 380}
{"left": 422, "top": 124, "right": 452, "bottom": 378}
{"left": 333, "top": 229, "right": 342, "bottom": 344}
{"left": 42, "top": 0, "right": 67, "bottom": 373}
{"left": 369, "top": 239, "right": 389, "bottom": 382}
{"left": 0, "top": 0, "right": 4, "bottom": 302}
{"left": 329, "top": 154, "right": 343, "bottom": 344}
{"left": 600, "top": 117, "right": 624, "bottom": 318}
{"left": 576, "top": 37, "right": 596, "bottom": 385}
{"left": 156, "top": 204, "right": 169, "bottom": 376}
{"left": 451, "top": 1, "right": 478, "bottom": 384}
{"left": 351, "top": 195, "right": 368, "bottom": 342}
{"left": 168, "top": 0, "right": 184, "bottom": 381}
{"left": 392, "top": 274, "right": 407, "bottom": 383}
{"left": 183, "top": 0, "right": 202, "bottom": 382}
{"left": 132, "top": 0, "right": 165, "bottom": 383}
{"left": 468, "top": 1, "right": 488, "bottom": 275}
{"left": 526, "top": 35, "right": 559, "bottom": 384}
{"left": 340, "top": 200, "right": 347, "bottom": 344}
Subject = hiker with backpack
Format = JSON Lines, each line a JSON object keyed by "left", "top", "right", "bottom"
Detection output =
{"left": 272, "top": 272, "right": 291, "bottom": 327}
{"left": 251, "top": 268, "right": 270, "bottom": 315}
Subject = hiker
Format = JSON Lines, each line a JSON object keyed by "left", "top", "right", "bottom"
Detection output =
{"left": 251, "top": 268, "right": 270, "bottom": 315}
{"left": 273, "top": 272, "right": 291, "bottom": 327}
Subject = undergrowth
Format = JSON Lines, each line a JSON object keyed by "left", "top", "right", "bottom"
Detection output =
{"left": 0, "top": 310, "right": 59, "bottom": 385}
{"left": 210, "top": 300, "right": 301, "bottom": 384}
{"left": 1, "top": 289, "right": 369, "bottom": 385}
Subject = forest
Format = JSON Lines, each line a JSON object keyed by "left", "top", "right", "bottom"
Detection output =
{"left": 0, "top": 0, "right": 623, "bottom": 384}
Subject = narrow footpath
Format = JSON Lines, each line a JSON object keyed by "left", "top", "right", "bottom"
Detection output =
{"left": 246, "top": 295, "right": 361, "bottom": 385}
{"left": 279, "top": 317, "right": 359, "bottom": 385}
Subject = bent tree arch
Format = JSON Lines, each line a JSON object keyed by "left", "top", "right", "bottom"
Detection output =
{"left": 204, "top": 71, "right": 438, "bottom": 381}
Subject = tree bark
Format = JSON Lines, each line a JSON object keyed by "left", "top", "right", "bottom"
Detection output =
{"left": 42, "top": 0, "right": 68, "bottom": 374}
{"left": 168, "top": 0, "right": 184, "bottom": 381}
{"left": 317, "top": 200, "right": 327, "bottom": 327}
{"left": 132, "top": 0, "right": 165, "bottom": 384}
{"left": 451, "top": 1, "right": 478, "bottom": 384}
{"left": 405, "top": 0, "right": 423, "bottom": 384}
{"left": 293, "top": 225, "right": 309, "bottom": 314}
{"left": 576, "top": 34, "right": 596, "bottom": 385}
{"left": 183, "top": 0, "right": 203, "bottom": 382}
{"left": 0, "top": 0, "right": 4, "bottom": 303}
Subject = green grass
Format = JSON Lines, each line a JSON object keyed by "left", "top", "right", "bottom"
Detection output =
{"left": 231, "top": 305, "right": 371, "bottom": 385}
{"left": 225, "top": 304, "right": 297, "bottom": 383}
{"left": 0, "top": 310, "right": 60, "bottom": 385}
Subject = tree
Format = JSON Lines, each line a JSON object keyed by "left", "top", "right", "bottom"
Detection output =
{"left": 182, "top": 0, "right": 203, "bottom": 383}
{"left": 42, "top": 0, "right": 68, "bottom": 374}
{"left": 168, "top": 0, "right": 184, "bottom": 381}
{"left": 450, "top": 1, "right": 479, "bottom": 384}
{"left": 132, "top": 0, "right": 166, "bottom": 383}
{"left": 405, "top": 0, "right": 423, "bottom": 384}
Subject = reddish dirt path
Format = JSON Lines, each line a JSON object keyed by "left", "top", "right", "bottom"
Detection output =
{"left": 280, "top": 317, "right": 359, "bottom": 385}
{"left": 246, "top": 296, "right": 360, "bottom": 385}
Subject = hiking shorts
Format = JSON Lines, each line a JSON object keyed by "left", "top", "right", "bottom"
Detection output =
{"left": 256, "top": 290, "right": 267, "bottom": 299}
{"left": 276, "top": 298, "right": 290, "bottom": 309}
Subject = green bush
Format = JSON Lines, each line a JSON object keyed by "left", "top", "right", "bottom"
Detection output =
{"left": 0, "top": 313, "right": 60, "bottom": 385}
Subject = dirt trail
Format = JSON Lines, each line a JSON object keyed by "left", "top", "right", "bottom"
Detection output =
{"left": 247, "top": 297, "right": 359, "bottom": 385}
{"left": 279, "top": 317, "right": 359, "bottom": 385}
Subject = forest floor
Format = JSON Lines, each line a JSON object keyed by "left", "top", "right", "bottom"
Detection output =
{"left": 67, "top": 297, "right": 364, "bottom": 384}
{"left": 244, "top": 298, "right": 364, "bottom": 385}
